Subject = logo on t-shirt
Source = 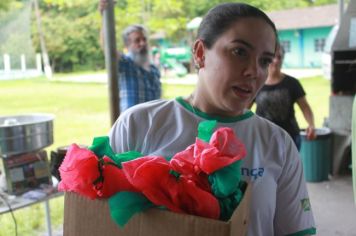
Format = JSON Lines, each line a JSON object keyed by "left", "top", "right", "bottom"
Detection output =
{"left": 301, "top": 198, "right": 311, "bottom": 212}
{"left": 241, "top": 167, "right": 264, "bottom": 180}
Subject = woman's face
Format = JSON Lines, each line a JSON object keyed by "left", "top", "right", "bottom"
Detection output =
{"left": 194, "top": 17, "right": 276, "bottom": 117}
{"left": 268, "top": 46, "right": 284, "bottom": 74}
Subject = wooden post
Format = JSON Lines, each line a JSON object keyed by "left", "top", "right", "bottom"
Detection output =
{"left": 36, "top": 53, "right": 42, "bottom": 73}
{"left": 4, "top": 54, "right": 10, "bottom": 73}
{"left": 21, "top": 54, "right": 26, "bottom": 72}
{"left": 102, "top": 0, "right": 120, "bottom": 125}
{"left": 33, "top": 0, "right": 52, "bottom": 79}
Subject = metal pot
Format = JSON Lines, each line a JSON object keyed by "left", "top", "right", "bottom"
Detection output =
{"left": 0, "top": 114, "right": 54, "bottom": 156}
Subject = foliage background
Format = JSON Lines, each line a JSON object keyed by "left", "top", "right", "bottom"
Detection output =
{"left": 0, "top": 0, "right": 340, "bottom": 72}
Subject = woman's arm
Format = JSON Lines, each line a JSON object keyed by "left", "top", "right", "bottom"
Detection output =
{"left": 296, "top": 96, "right": 316, "bottom": 140}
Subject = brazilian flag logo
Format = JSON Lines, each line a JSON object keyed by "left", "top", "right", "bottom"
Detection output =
{"left": 301, "top": 198, "right": 311, "bottom": 212}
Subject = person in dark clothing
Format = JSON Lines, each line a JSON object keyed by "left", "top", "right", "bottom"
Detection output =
{"left": 254, "top": 46, "right": 316, "bottom": 150}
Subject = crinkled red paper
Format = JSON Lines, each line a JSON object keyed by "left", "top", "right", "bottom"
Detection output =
{"left": 58, "top": 144, "right": 135, "bottom": 199}
{"left": 58, "top": 125, "right": 246, "bottom": 222}
{"left": 122, "top": 156, "right": 220, "bottom": 219}
{"left": 171, "top": 127, "right": 246, "bottom": 176}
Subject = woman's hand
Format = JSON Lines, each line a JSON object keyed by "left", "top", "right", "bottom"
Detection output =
{"left": 99, "top": 0, "right": 116, "bottom": 15}
{"left": 306, "top": 126, "right": 316, "bottom": 140}
{"left": 99, "top": 0, "right": 107, "bottom": 15}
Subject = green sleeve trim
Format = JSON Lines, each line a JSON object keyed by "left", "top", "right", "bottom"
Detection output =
{"left": 286, "top": 227, "right": 316, "bottom": 236}
{"left": 175, "top": 96, "right": 254, "bottom": 123}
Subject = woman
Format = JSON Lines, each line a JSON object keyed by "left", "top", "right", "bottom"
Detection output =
{"left": 254, "top": 46, "right": 316, "bottom": 150}
{"left": 109, "top": 3, "right": 316, "bottom": 235}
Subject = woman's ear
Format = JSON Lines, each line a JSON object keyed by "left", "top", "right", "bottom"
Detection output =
{"left": 193, "top": 39, "right": 205, "bottom": 70}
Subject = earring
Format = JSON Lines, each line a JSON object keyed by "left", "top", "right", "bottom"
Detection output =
{"left": 195, "top": 63, "right": 200, "bottom": 70}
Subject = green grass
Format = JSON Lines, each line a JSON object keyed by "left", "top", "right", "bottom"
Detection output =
{"left": 0, "top": 74, "right": 329, "bottom": 235}
{"left": 295, "top": 76, "right": 330, "bottom": 129}
{"left": 0, "top": 76, "right": 195, "bottom": 236}
{"left": 0, "top": 77, "right": 111, "bottom": 236}
{"left": 0, "top": 78, "right": 111, "bottom": 148}
{"left": 53, "top": 70, "right": 106, "bottom": 77}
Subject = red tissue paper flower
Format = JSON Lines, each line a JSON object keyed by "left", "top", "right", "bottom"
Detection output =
{"left": 58, "top": 144, "right": 136, "bottom": 199}
{"left": 57, "top": 125, "right": 246, "bottom": 222}
{"left": 169, "top": 144, "right": 211, "bottom": 193}
{"left": 122, "top": 156, "right": 220, "bottom": 219}
{"left": 171, "top": 127, "right": 246, "bottom": 176}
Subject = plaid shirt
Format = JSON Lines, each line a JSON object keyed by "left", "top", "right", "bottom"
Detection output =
{"left": 119, "top": 55, "right": 161, "bottom": 112}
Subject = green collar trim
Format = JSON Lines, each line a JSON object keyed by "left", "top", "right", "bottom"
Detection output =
{"left": 176, "top": 96, "right": 254, "bottom": 123}
{"left": 286, "top": 227, "right": 316, "bottom": 236}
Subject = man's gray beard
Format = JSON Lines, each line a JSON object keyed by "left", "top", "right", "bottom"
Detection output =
{"left": 131, "top": 50, "right": 149, "bottom": 66}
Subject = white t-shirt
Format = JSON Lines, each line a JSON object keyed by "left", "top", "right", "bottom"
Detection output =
{"left": 109, "top": 98, "right": 316, "bottom": 236}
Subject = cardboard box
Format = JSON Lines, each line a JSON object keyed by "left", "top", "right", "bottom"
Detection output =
{"left": 63, "top": 184, "right": 251, "bottom": 236}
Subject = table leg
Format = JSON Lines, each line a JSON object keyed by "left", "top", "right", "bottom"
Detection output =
{"left": 44, "top": 200, "right": 52, "bottom": 236}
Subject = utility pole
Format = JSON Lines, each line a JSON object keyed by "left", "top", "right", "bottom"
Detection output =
{"left": 33, "top": 0, "right": 52, "bottom": 79}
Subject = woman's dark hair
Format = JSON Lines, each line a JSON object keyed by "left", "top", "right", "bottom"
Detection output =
{"left": 197, "top": 3, "right": 278, "bottom": 49}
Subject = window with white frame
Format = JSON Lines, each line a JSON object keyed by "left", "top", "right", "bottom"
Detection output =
{"left": 314, "top": 38, "right": 326, "bottom": 52}
{"left": 280, "top": 40, "right": 291, "bottom": 53}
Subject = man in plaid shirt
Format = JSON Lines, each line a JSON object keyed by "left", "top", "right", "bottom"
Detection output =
{"left": 118, "top": 25, "right": 161, "bottom": 111}
{"left": 100, "top": 0, "right": 161, "bottom": 112}
{"left": 119, "top": 25, "right": 161, "bottom": 111}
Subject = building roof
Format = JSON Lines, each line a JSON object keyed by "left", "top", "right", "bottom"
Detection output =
{"left": 267, "top": 4, "right": 339, "bottom": 30}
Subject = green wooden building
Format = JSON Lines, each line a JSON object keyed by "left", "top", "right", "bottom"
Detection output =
{"left": 268, "top": 4, "right": 339, "bottom": 68}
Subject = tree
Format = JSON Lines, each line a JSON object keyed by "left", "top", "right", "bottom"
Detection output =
{"left": 29, "top": 0, "right": 339, "bottom": 72}
{"left": 31, "top": 0, "right": 104, "bottom": 72}
{"left": 0, "top": 1, "right": 38, "bottom": 69}
{"left": 0, "top": 0, "right": 16, "bottom": 11}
